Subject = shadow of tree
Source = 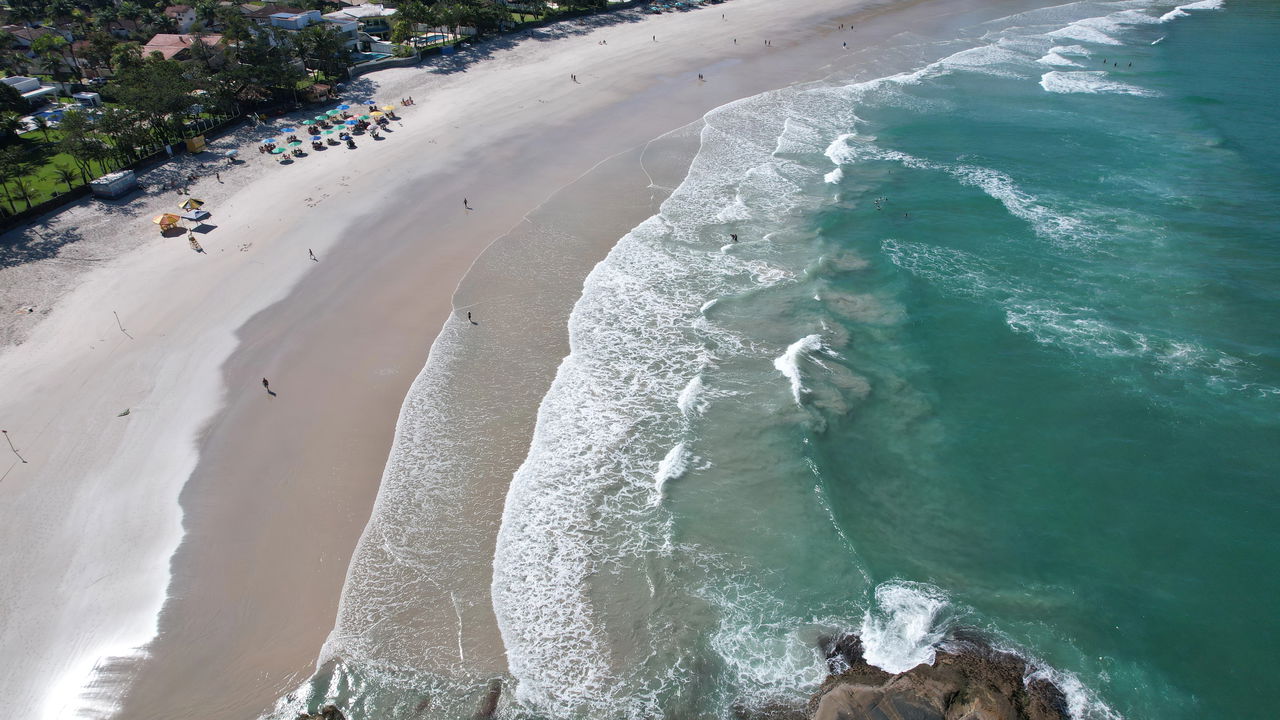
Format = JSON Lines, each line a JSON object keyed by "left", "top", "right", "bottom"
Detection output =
{"left": 0, "top": 224, "right": 86, "bottom": 269}
{"left": 412, "top": 9, "right": 648, "bottom": 77}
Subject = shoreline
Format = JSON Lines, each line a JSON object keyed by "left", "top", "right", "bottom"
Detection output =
{"left": 0, "top": 0, "right": 1055, "bottom": 717}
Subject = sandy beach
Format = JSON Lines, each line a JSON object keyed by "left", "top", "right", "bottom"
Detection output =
{"left": 0, "top": 0, "right": 1016, "bottom": 717}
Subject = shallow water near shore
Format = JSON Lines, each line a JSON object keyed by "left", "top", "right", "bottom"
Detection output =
{"left": 279, "top": 0, "right": 1279, "bottom": 717}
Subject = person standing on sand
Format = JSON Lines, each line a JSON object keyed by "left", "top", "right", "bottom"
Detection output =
{"left": 309, "top": 249, "right": 317, "bottom": 261}
{"left": 464, "top": 198, "right": 471, "bottom": 210}
{"left": 262, "top": 378, "right": 271, "bottom": 392}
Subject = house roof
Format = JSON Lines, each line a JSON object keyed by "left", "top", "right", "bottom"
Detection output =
{"left": 324, "top": 4, "right": 395, "bottom": 21}
{"left": 163, "top": 5, "right": 194, "bottom": 17}
{"left": 245, "top": 4, "right": 305, "bottom": 19}
{"left": 3, "top": 25, "right": 60, "bottom": 43}
{"left": 142, "top": 32, "right": 224, "bottom": 60}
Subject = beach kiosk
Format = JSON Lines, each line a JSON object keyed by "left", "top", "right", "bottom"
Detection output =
{"left": 89, "top": 170, "right": 139, "bottom": 199}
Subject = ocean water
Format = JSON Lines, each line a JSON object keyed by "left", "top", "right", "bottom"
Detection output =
{"left": 274, "top": 0, "right": 1279, "bottom": 718}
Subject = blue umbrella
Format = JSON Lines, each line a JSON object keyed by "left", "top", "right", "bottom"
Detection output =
{"left": 345, "top": 119, "right": 358, "bottom": 125}
{"left": 261, "top": 138, "right": 277, "bottom": 144}
{"left": 338, "top": 104, "right": 350, "bottom": 110}
{"left": 309, "top": 135, "right": 322, "bottom": 141}
{"left": 280, "top": 127, "right": 296, "bottom": 133}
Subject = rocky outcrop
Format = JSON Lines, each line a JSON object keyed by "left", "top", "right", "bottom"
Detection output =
{"left": 808, "top": 634, "right": 1069, "bottom": 720}
{"left": 473, "top": 678, "right": 503, "bottom": 719}
{"left": 296, "top": 704, "right": 346, "bottom": 720}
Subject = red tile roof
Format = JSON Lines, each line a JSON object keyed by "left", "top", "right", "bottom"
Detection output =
{"left": 141, "top": 33, "right": 224, "bottom": 60}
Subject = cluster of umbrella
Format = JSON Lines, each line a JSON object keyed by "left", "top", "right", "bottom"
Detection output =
{"left": 258, "top": 102, "right": 400, "bottom": 150}
{"left": 152, "top": 198, "right": 210, "bottom": 232}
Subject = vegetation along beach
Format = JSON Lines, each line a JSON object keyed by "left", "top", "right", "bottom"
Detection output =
{"left": 0, "top": 0, "right": 1276, "bottom": 719}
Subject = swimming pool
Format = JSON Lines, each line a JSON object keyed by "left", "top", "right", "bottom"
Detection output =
{"left": 350, "top": 51, "right": 392, "bottom": 64}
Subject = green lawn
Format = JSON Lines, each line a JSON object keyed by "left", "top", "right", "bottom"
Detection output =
{"left": 6, "top": 127, "right": 127, "bottom": 212}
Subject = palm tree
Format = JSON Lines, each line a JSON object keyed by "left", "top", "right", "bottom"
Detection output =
{"left": 0, "top": 113, "right": 25, "bottom": 145}
{"left": 33, "top": 115, "right": 51, "bottom": 141}
{"left": 54, "top": 163, "right": 78, "bottom": 193}
{"left": 95, "top": 6, "right": 118, "bottom": 33}
{"left": 11, "top": 176, "right": 37, "bottom": 210}
{"left": 0, "top": 148, "right": 24, "bottom": 213}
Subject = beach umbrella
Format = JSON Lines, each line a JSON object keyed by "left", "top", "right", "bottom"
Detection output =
{"left": 224, "top": 149, "right": 238, "bottom": 158}
{"left": 280, "top": 127, "right": 296, "bottom": 133}
{"left": 338, "top": 104, "right": 350, "bottom": 110}
{"left": 181, "top": 209, "right": 210, "bottom": 222}
{"left": 323, "top": 129, "right": 337, "bottom": 135}
{"left": 301, "top": 119, "right": 316, "bottom": 126}
{"left": 359, "top": 114, "right": 372, "bottom": 120}
{"left": 261, "top": 137, "right": 277, "bottom": 144}
{"left": 271, "top": 146, "right": 286, "bottom": 154}
{"left": 314, "top": 115, "right": 328, "bottom": 121}
{"left": 345, "top": 119, "right": 358, "bottom": 125}
{"left": 152, "top": 213, "right": 181, "bottom": 231}
{"left": 370, "top": 111, "right": 384, "bottom": 117}
{"left": 179, "top": 198, "right": 204, "bottom": 210}
{"left": 287, "top": 140, "right": 303, "bottom": 147}
{"left": 326, "top": 109, "right": 341, "bottom": 116}
{"left": 309, "top": 135, "right": 322, "bottom": 141}
{"left": 382, "top": 105, "right": 396, "bottom": 112}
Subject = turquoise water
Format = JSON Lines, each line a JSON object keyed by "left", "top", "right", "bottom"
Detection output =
{"left": 275, "top": 1, "right": 1279, "bottom": 718}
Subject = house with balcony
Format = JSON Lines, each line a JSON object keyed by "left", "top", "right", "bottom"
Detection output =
{"left": 322, "top": 4, "right": 396, "bottom": 39}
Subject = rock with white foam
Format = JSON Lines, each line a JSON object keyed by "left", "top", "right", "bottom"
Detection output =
{"left": 808, "top": 633, "right": 1069, "bottom": 720}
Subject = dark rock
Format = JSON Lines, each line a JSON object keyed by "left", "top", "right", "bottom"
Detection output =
{"left": 472, "top": 678, "right": 503, "bottom": 719}
{"left": 296, "top": 704, "right": 346, "bottom": 720}
{"left": 808, "top": 634, "right": 1069, "bottom": 720}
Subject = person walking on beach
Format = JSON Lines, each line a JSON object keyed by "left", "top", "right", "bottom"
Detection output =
{"left": 698, "top": 73, "right": 704, "bottom": 81}
{"left": 467, "top": 311, "right": 473, "bottom": 323}
{"left": 309, "top": 249, "right": 317, "bottom": 261}
{"left": 730, "top": 233, "right": 738, "bottom": 242}
{"left": 463, "top": 197, "right": 471, "bottom": 210}
{"left": 262, "top": 378, "right": 271, "bottom": 392}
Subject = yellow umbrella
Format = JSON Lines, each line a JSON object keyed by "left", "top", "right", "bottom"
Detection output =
{"left": 179, "top": 198, "right": 204, "bottom": 211}
{"left": 152, "top": 213, "right": 182, "bottom": 231}
{"left": 382, "top": 105, "right": 396, "bottom": 112}
{"left": 370, "top": 111, "right": 384, "bottom": 117}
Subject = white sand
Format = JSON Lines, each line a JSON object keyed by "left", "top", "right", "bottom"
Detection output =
{"left": 0, "top": 0, "right": 970, "bottom": 716}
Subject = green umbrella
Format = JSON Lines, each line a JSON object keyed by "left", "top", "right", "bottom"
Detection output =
{"left": 359, "top": 114, "right": 372, "bottom": 120}
{"left": 270, "top": 146, "right": 286, "bottom": 154}
{"left": 323, "top": 129, "right": 337, "bottom": 135}
{"left": 287, "top": 140, "right": 303, "bottom": 147}
{"left": 301, "top": 119, "right": 316, "bottom": 125}
{"left": 314, "top": 115, "right": 327, "bottom": 121}
{"left": 327, "top": 109, "right": 341, "bottom": 116}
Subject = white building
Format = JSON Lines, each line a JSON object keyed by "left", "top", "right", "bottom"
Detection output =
{"left": 322, "top": 4, "right": 396, "bottom": 38}
{"left": 2, "top": 76, "right": 59, "bottom": 104}
{"left": 163, "top": 5, "right": 198, "bottom": 33}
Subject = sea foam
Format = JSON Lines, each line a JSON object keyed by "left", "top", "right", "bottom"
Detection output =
{"left": 1039, "top": 71, "right": 1158, "bottom": 97}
